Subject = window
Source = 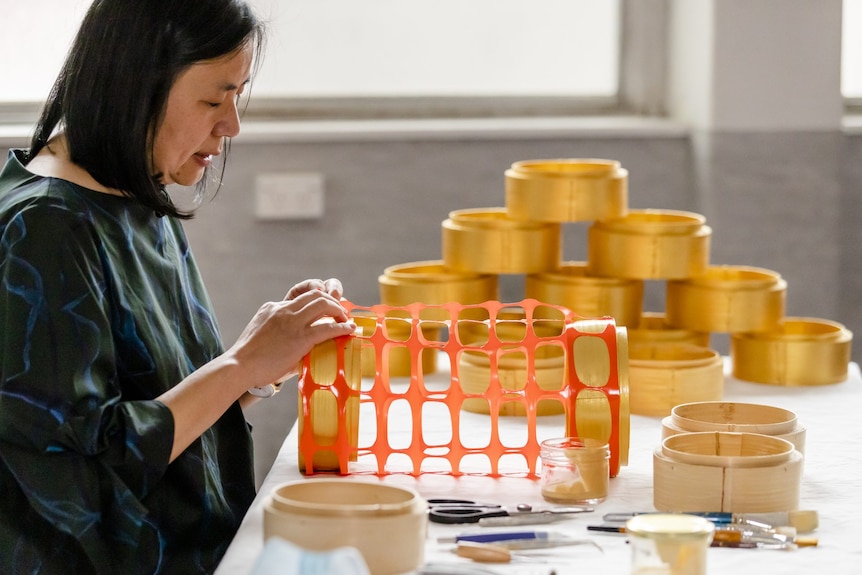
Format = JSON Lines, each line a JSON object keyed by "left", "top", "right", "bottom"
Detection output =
{"left": 843, "top": 0, "right": 862, "bottom": 102}
{"left": 248, "top": 0, "right": 618, "bottom": 99}
{"left": 1, "top": 0, "right": 627, "bottom": 121}
{"left": 1, "top": 1, "right": 90, "bottom": 103}
{"left": 8, "top": 1, "right": 861, "bottom": 123}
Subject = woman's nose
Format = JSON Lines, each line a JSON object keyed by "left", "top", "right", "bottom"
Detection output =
{"left": 214, "top": 99, "right": 241, "bottom": 138}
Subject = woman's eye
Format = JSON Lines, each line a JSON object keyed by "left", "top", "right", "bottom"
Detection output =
{"left": 206, "top": 101, "right": 221, "bottom": 108}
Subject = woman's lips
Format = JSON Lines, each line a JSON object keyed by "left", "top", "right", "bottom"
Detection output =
{"left": 193, "top": 152, "right": 213, "bottom": 167}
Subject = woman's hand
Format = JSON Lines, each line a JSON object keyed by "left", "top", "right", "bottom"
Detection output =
{"left": 160, "top": 279, "right": 355, "bottom": 461}
{"left": 228, "top": 278, "right": 355, "bottom": 390}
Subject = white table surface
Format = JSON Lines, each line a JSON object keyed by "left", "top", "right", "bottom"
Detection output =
{"left": 216, "top": 360, "right": 862, "bottom": 575}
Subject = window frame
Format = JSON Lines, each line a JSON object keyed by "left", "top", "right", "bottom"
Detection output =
{"left": 843, "top": 0, "right": 862, "bottom": 108}
{"left": 846, "top": 97, "right": 862, "bottom": 115}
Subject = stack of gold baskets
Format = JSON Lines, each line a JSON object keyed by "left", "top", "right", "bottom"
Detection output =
{"left": 376, "top": 157, "right": 852, "bottom": 421}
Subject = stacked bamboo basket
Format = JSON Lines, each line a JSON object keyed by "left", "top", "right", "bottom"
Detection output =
{"left": 385, "top": 159, "right": 853, "bottom": 390}
{"left": 373, "top": 158, "right": 853, "bottom": 512}
{"left": 654, "top": 400, "right": 809, "bottom": 512}
{"left": 378, "top": 158, "right": 852, "bottom": 410}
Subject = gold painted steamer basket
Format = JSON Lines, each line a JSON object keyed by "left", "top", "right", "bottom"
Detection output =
{"left": 525, "top": 261, "right": 644, "bottom": 328}
{"left": 297, "top": 337, "right": 362, "bottom": 472}
{"left": 665, "top": 265, "right": 786, "bottom": 333}
{"left": 587, "top": 209, "right": 711, "bottom": 279}
{"left": 627, "top": 343, "right": 724, "bottom": 417}
{"left": 376, "top": 260, "right": 499, "bottom": 377}
{"left": 458, "top": 317, "right": 568, "bottom": 416}
{"left": 442, "top": 207, "right": 561, "bottom": 274}
{"left": 378, "top": 260, "right": 499, "bottom": 315}
{"left": 731, "top": 316, "right": 852, "bottom": 385}
{"left": 352, "top": 314, "right": 440, "bottom": 378}
{"left": 456, "top": 310, "right": 631, "bottom": 470}
{"left": 504, "top": 159, "right": 628, "bottom": 222}
{"left": 627, "top": 312, "right": 711, "bottom": 348}
{"left": 299, "top": 300, "right": 631, "bottom": 477}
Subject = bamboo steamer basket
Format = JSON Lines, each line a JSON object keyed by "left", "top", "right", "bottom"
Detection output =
{"left": 442, "top": 207, "right": 561, "bottom": 274}
{"left": 300, "top": 299, "right": 630, "bottom": 478}
{"left": 352, "top": 313, "right": 439, "bottom": 379}
{"left": 297, "top": 337, "right": 362, "bottom": 472}
{"left": 662, "top": 401, "right": 806, "bottom": 453}
{"left": 351, "top": 312, "right": 382, "bottom": 379}
{"left": 378, "top": 260, "right": 499, "bottom": 320}
{"left": 459, "top": 312, "right": 567, "bottom": 416}
{"left": 731, "top": 317, "right": 852, "bottom": 386}
{"left": 627, "top": 343, "right": 724, "bottom": 417}
{"left": 627, "top": 312, "right": 710, "bottom": 348}
{"left": 665, "top": 265, "right": 786, "bottom": 333}
{"left": 569, "top": 321, "right": 631, "bottom": 471}
{"left": 654, "top": 432, "right": 803, "bottom": 513}
{"left": 456, "top": 312, "right": 631, "bottom": 475}
{"left": 264, "top": 480, "right": 427, "bottom": 575}
{"left": 375, "top": 260, "right": 499, "bottom": 378}
{"left": 504, "top": 158, "right": 628, "bottom": 222}
{"left": 587, "top": 209, "right": 711, "bottom": 279}
{"left": 458, "top": 343, "right": 567, "bottom": 416}
{"left": 525, "top": 261, "right": 644, "bottom": 328}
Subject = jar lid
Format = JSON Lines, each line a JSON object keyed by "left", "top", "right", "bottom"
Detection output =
{"left": 626, "top": 513, "right": 715, "bottom": 539}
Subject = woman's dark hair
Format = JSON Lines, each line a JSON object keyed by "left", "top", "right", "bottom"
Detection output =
{"left": 30, "top": 0, "right": 265, "bottom": 219}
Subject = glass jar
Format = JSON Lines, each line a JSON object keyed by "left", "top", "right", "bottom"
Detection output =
{"left": 539, "top": 437, "right": 609, "bottom": 504}
{"left": 626, "top": 513, "right": 715, "bottom": 575}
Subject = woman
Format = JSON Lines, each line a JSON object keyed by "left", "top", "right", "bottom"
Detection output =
{"left": 0, "top": 1, "right": 356, "bottom": 573}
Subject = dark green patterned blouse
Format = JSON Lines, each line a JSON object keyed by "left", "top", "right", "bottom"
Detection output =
{"left": 0, "top": 150, "right": 255, "bottom": 574}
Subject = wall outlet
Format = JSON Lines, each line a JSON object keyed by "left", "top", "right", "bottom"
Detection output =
{"left": 255, "top": 172, "right": 325, "bottom": 220}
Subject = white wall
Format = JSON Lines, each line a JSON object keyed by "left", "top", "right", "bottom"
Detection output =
{"left": 669, "top": 0, "right": 843, "bottom": 131}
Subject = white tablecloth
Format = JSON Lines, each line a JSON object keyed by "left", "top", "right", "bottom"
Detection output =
{"left": 216, "top": 360, "right": 862, "bottom": 574}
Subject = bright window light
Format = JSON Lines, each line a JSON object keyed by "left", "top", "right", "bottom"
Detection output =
{"left": 843, "top": 0, "right": 862, "bottom": 98}
{"left": 0, "top": 0, "right": 619, "bottom": 103}
{"left": 248, "top": 0, "right": 619, "bottom": 98}
{"left": 0, "top": 1, "right": 90, "bottom": 102}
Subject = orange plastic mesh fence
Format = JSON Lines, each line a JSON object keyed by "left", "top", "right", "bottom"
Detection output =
{"left": 297, "top": 299, "right": 627, "bottom": 477}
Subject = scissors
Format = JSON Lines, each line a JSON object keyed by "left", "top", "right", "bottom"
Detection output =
{"left": 427, "top": 498, "right": 593, "bottom": 524}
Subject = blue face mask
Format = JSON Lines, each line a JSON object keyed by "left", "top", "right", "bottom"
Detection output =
{"left": 251, "top": 538, "right": 370, "bottom": 575}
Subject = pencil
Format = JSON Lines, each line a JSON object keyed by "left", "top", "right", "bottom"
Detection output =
{"left": 587, "top": 525, "right": 627, "bottom": 534}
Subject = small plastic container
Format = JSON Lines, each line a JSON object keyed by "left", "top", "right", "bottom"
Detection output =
{"left": 626, "top": 513, "right": 715, "bottom": 575}
{"left": 539, "top": 437, "right": 609, "bottom": 504}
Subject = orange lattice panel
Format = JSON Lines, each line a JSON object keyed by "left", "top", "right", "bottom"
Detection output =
{"left": 297, "top": 299, "right": 628, "bottom": 478}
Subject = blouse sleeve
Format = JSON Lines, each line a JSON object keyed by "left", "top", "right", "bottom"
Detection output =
{"left": 0, "top": 202, "right": 174, "bottom": 551}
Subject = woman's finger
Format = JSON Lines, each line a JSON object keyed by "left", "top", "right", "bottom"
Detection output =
{"left": 291, "top": 289, "right": 350, "bottom": 324}
{"left": 285, "top": 278, "right": 344, "bottom": 301}
{"left": 285, "top": 279, "right": 324, "bottom": 301}
{"left": 308, "top": 315, "right": 358, "bottom": 344}
{"left": 322, "top": 278, "right": 344, "bottom": 299}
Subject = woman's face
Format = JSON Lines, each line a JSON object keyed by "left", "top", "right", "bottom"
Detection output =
{"left": 152, "top": 43, "right": 253, "bottom": 187}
